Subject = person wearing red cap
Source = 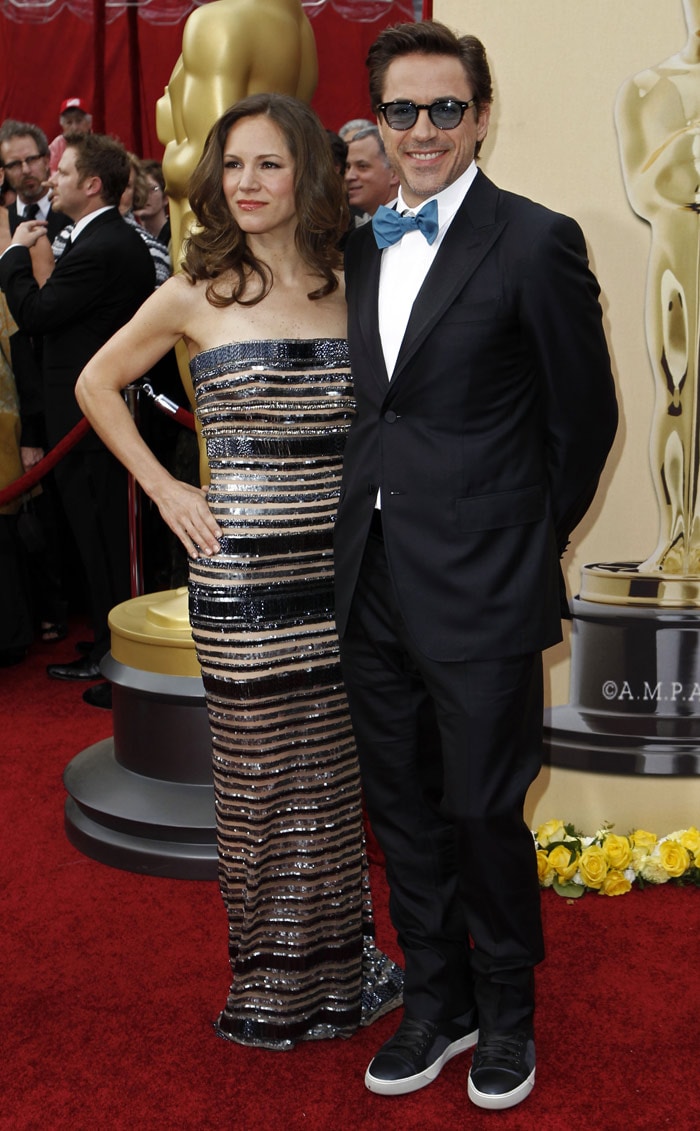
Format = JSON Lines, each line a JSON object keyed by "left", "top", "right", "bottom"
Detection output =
{"left": 48, "top": 98, "right": 92, "bottom": 174}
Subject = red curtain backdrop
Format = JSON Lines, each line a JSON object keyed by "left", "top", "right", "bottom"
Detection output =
{"left": 0, "top": 2, "right": 413, "bottom": 159}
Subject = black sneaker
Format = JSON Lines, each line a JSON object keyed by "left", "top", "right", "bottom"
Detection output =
{"left": 365, "top": 1012, "right": 479, "bottom": 1095}
{"left": 468, "top": 1030, "right": 536, "bottom": 1110}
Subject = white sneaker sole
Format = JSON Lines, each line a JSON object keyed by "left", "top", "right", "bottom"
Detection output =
{"left": 365, "top": 1028, "right": 479, "bottom": 1096}
{"left": 468, "top": 1065, "right": 536, "bottom": 1110}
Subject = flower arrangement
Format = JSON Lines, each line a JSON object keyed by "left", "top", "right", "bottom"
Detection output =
{"left": 533, "top": 820, "right": 700, "bottom": 897}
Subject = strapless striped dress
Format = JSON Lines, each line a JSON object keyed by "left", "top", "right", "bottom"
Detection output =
{"left": 188, "top": 339, "right": 402, "bottom": 1049}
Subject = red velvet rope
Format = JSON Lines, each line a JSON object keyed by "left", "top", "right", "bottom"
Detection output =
{"left": 0, "top": 396, "right": 195, "bottom": 508}
{"left": 0, "top": 417, "right": 91, "bottom": 507}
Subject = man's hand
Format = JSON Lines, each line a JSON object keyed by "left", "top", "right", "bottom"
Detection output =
{"left": 20, "top": 446, "right": 44, "bottom": 472}
{"left": 12, "top": 219, "right": 49, "bottom": 249}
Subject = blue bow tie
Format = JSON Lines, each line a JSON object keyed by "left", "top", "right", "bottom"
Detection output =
{"left": 372, "top": 199, "right": 439, "bottom": 249}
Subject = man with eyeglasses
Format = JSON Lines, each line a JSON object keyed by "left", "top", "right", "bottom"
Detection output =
{"left": 334, "top": 20, "right": 618, "bottom": 1112}
{"left": 0, "top": 120, "right": 69, "bottom": 240}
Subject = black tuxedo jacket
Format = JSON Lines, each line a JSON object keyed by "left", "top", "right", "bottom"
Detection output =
{"left": 334, "top": 170, "right": 618, "bottom": 662}
{"left": 7, "top": 200, "right": 70, "bottom": 242}
{"left": 0, "top": 207, "right": 154, "bottom": 447}
{"left": 6, "top": 201, "right": 71, "bottom": 445}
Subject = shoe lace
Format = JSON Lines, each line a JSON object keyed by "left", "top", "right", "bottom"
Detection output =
{"left": 389, "top": 1018, "right": 437, "bottom": 1056}
{"left": 474, "top": 1032, "right": 527, "bottom": 1068}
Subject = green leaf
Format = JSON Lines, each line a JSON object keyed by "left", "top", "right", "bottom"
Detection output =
{"left": 552, "top": 879, "right": 586, "bottom": 898}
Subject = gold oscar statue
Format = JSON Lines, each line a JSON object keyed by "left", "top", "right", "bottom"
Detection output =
{"left": 157, "top": 0, "right": 318, "bottom": 277}
{"left": 614, "top": 0, "right": 700, "bottom": 582}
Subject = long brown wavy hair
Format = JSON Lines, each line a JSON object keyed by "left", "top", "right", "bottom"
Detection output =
{"left": 182, "top": 94, "right": 348, "bottom": 306}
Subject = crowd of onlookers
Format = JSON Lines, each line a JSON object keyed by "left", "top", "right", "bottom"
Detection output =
{"left": 0, "top": 98, "right": 191, "bottom": 690}
{"left": 0, "top": 98, "right": 400, "bottom": 693}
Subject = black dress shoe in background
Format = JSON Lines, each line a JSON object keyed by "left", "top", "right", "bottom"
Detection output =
{"left": 47, "top": 657, "right": 102, "bottom": 681}
{"left": 82, "top": 681, "right": 112, "bottom": 709}
{"left": 468, "top": 1030, "right": 536, "bottom": 1110}
{"left": 365, "top": 1010, "right": 479, "bottom": 1095}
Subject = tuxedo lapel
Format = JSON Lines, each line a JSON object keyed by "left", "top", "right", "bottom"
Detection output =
{"left": 391, "top": 172, "right": 506, "bottom": 384}
{"left": 65, "top": 208, "right": 120, "bottom": 253}
{"left": 350, "top": 227, "right": 389, "bottom": 389}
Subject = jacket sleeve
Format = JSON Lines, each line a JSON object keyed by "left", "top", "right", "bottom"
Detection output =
{"left": 519, "top": 211, "right": 618, "bottom": 552}
{"left": 0, "top": 243, "right": 111, "bottom": 337}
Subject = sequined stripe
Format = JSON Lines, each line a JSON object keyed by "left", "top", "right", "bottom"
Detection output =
{"left": 212, "top": 744, "right": 357, "bottom": 784}
{"left": 209, "top": 701, "right": 352, "bottom": 735}
{"left": 229, "top": 934, "right": 363, "bottom": 976}
{"left": 190, "top": 596, "right": 333, "bottom": 628}
{"left": 199, "top": 662, "right": 344, "bottom": 699}
{"left": 197, "top": 639, "right": 340, "bottom": 677}
{"left": 189, "top": 337, "right": 350, "bottom": 383}
{"left": 216, "top": 1002, "right": 362, "bottom": 1046}
{"left": 205, "top": 432, "right": 347, "bottom": 459}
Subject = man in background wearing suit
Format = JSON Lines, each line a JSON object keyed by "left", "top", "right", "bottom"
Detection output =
{"left": 1, "top": 119, "right": 73, "bottom": 643}
{"left": 0, "top": 119, "right": 70, "bottom": 459}
{"left": 334, "top": 21, "right": 618, "bottom": 1112}
{"left": 0, "top": 120, "right": 70, "bottom": 240}
{"left": 0, "top": 134, "right": 155, "bottom": 695}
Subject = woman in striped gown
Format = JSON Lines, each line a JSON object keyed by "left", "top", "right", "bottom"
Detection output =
{"left": 76, "top": 94, "right": 402, "bottom": 1049}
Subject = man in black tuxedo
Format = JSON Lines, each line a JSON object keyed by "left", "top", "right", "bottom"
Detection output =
{"left": 0, "top": 133, "right": 155, "bottom": 685}
{"left": 334, "top": 21, "right": 618, "bottom": 1112}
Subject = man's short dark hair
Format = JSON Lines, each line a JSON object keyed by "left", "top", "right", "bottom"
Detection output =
{"left": 66, "top": 133, "right": 131, "bottom": 207}
{"left": 367, "top": 20, "right": 493, "bottom": 158}
{"left": 0, "top": 119, "right": 49, "bottom": 157}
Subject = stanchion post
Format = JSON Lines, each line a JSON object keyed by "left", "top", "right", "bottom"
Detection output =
{"left": 123, "top": 383, "right": 144, "bottom": 597}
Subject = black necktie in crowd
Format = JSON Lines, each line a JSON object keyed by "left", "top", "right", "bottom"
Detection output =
{"left": 22, "top": 203, "right": 40, "bottom": 222}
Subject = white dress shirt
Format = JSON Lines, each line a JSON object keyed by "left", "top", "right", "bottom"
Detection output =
{"left": 378, "top": 161, "right": 479, "bottom": 379}
{"left": 373, "top": 162, "right": 479, "bottom": 509}
{"left": 15, "top": 191, "right": 53, "bottom": 222}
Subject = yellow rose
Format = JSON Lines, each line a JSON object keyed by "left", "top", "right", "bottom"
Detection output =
{"left": 536, "top": 819, "right": 566, "bottom": 848}
{"left": 600, "top": 870, "right": 632, "bottom": 896}
{"left": 548, "top": 843, "right": 579, "bottom": 882}
{"left": 658, "top": 840, "right": 691, "bottom": 877}
{"left": 677, "top": 827, "right": 700, "bottom": 857}
{"left": 602, "top": 833, "right": 632, "bottom": 871}
{"left": 579, "top": 845, "right": 608, "bottom": 889}
{"left": 536, "top": 849, "right": 555, "bottom": 887}
{"left": 631, "top": 829, "right": 657, "bottom": 851}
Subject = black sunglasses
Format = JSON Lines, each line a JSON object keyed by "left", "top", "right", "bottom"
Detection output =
{"left": 376, "top": 98, "right": 478, "bottom": 131}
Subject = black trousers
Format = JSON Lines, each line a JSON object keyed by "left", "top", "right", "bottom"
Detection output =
{"left": 53, "top": 445, "right": 130, "bottom": 662}
{"left": 339, "top": 526, "right": 544, "bottom": 1033}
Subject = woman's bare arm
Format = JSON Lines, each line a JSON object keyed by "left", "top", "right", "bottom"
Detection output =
{"left": 75, "top": 275, "right": 222, "bottom": 558}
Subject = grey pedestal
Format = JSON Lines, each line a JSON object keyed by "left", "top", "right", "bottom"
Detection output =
{"left": 63, "top": 654, "right": 217, "bottom": 879}
{"left": 544, "top": 597, "right": 700, "bottom": 776}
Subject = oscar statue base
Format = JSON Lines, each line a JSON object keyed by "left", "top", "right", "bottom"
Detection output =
{"left": 63, "top": 589, "right": 218, "bottom": 879}
{"left": 544, "top": 566, "right": 700, "bottom": 778}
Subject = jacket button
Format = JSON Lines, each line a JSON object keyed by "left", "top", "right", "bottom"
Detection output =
{"left": 384, "top": 410, "right": 397, "bottom": 423}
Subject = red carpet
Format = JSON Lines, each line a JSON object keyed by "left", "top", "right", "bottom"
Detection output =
{"left": 2, "top": 619, "right": 698, "bottom": 1131}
